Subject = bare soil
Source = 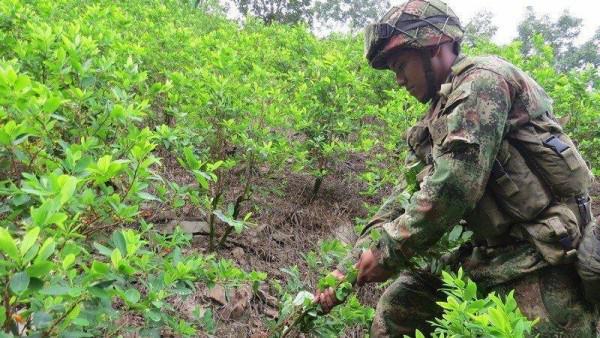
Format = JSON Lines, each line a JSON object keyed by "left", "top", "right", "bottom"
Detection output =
{"left": 149, "top": 152, "right": 385, "bottom": 337}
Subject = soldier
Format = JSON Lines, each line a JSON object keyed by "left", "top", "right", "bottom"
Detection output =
{"left": 314, "top": 0, "right": 599, "bottom": 336}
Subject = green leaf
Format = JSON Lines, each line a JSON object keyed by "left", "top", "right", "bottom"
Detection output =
{"left": 0, "top": 306, "right": 5, "bottom": 325}
{"left": 213, "top": 210, "right": 245, "bottom": 233}
{"left": 63, "top": 254, "right": 76, "bottom": 270}
{"left": 112, "top": 231, "right": 127, "bottom": 257}
{"left": 28, "top": 277, "right": 44, "bottom": 291}
{"left": 40, "top": 284, "right": 71, "bottom": 296}
{"left": 111, "top": 248, "right": 122, "bottom": 269}
{"left": 47, "top": 212, "right": 68, "bottom": 227}
{"left": 10, "top": 271, "right": 30, "bottom": 294}
{"left": 58, "top": 175, "right": 79, "bottom": 205}
{"left": 93, "top": 242, "right": 114, "bottom": 257}
{"left": 335, "top": 281, "right": 352, "bottom": 301}
{"left": 146, "top": 310, "right": 161, "bottom": 322}
{"left": 464, "top": 280, "right": 477, "bottom": 301}
{"left": 27, "top": 261, "right": 54, "bottom": 278}
{"left": 201, "top": 308, "right": 216, "bottom": 334}
{"left": 91, "top": 260, "right": 110, "bottom": 276}
{"left": 43, "top": 96, "right": 63, "bottom": 114}
{"left": 292, "top": 291, "right": 314, "bottom": 306}
{"left": 34, "top": 238, "right": 56, "bottom": 264}
{"left": 0, "top": 227, "right": 19, "bottom": 261}
{"left": 22, "top": 242, "right": 40, "bottom": 264}
{"left": 32, "top": 311, "right": 52, "bottom": 329}
{"left": 448, "top": 225, "right": 463, "bottom": 242}
{"left": 124, "top": 288, "right": 141, "bottom": 304}
{"left": 136, "top": 191, "right": 162, "bottom": 202}
{"left": 20, "top": 227, "right": 40, "bottom": 256}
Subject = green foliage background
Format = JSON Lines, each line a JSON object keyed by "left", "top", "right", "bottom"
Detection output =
{"left": 0, "top": 0, "right": 598, "bottom": 336}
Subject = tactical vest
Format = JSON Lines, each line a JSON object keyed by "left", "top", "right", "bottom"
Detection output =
{"left": 406, "top": 55, "right": 598, "bottom": 302}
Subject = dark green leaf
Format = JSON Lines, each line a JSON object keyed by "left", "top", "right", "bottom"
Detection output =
{"left": 124, "top": 288, "right": 141, "bottom": 304}
{"left": 41, "top": 284, "right": 71, "bottom": 296}
{"left": 32, "top": 311, "right": 52, "bottom": 329}
{"left": 112, "top": 231, "right": 127, "bottom": 256}
{"left": 146, "top": 310, "right": 161, "bottom": 322}
{"left": 93, "top": 242, "right": 113, "bottom": 257}
{"left": 10, "top": 271, "right": 30, "bottom": 294}
{"left": 34, "top": 238, "right": 56, "bottom": 264}
{"left": 27, "top": 261, "right": 54, "bottom": 278}
{"left": 29, "top": 277, "right": 44, "bottom": 291}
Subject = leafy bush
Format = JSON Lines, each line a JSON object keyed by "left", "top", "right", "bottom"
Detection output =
{"left": 0, "top": 224, "right": 265, "bottom": 336}
{"left": 410, "top": 268, "right": 537, "bottom": 338}
{"left": 272, "top": 239, "right": 374, "bottom": 337}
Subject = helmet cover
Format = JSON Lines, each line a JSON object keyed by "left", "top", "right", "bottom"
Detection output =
{"left": 365, "top": 0, "right": 464, "bottom": 69}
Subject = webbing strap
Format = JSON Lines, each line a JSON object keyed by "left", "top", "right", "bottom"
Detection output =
{"left": 576, "top": 195, "right": 592, "bottom": 225}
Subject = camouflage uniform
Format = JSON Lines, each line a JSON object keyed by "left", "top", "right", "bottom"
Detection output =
{"left": 339, "top": 1, "right": 599, "bottom": 336}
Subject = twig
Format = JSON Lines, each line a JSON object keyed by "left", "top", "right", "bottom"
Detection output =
{"left": 122, "top": 161, "right": 141, "bottom": 201}
{"left": 43, "top": 297, "right": 84, "bottom": 337}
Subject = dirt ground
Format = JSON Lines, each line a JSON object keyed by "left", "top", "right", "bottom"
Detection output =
{"left": 149, "top": 150, "right": 384, "bottom": 337}
{"left": 152, "top": 148, "right": 600, "bottom": 338}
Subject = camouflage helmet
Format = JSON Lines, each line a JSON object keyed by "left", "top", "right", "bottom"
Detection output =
{"left": 365, "top": 0, "right": 464, "bottom": 69}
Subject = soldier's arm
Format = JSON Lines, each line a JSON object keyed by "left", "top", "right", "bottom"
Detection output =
{"left": 335, "top": 152, "right": 423, "bottom": 274}
{"left": 366, "top": 153, "right": 422, "bottom": 229}
{"left": 374, "top": 69, "right": 513, "bottom": 272}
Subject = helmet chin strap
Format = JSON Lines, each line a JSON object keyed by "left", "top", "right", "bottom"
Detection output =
{"left": 419, "top": 49, "right": 437, "bottom": 102}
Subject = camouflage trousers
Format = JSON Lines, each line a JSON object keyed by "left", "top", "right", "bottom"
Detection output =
{"left": 370, "top": 265, "right": 599, "bottom": 337}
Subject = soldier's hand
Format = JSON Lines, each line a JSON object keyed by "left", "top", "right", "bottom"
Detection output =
{"left": 356, "top": 249, "right": 394, "bottom": 286}
{"left": 314, "top": 270, "right": 345, "bottom": 314}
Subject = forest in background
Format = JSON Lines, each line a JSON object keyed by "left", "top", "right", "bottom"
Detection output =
{"left": 0, "top": 0, "right": 598, "bottom": 336}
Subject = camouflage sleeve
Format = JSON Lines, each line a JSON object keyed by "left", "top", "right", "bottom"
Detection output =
{"left": 375, "top": 69, "right": 512, "bottom": 271}
{"left": 367, "top": 152, "right": 423, "bottom": 229}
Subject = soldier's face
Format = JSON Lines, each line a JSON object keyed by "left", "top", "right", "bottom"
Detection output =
{"left": 386, "top": 50, "right": 429, "bottom": 103}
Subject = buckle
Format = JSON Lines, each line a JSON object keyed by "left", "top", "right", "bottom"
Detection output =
{"left": 543, "top": 135, "right": 570, "bottom": 154}
{"left": 558, "top": 233, "right": 574, "bottom": 250}
{"left": 376, "top": 23, "right": 397, "bottom": 39}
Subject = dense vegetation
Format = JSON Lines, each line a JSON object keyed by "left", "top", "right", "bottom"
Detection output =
{"left": 0, "top": 0, "right": 598, "bottom": 336}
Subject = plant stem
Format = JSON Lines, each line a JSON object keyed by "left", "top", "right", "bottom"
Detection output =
{"left": 122, "top": 161, "right": 141, "bottom": 201}
{"left": 217, "top": 226, "right": 233, "bottom": 248}
{"left": 3, "top": 276, "right": 10, "bottom": 331}
{"left": 310, "top": 176, "right": 323, "bottom": 202}
{"left": 43, "top": 297, "right": 84, "bottom": 337}
{"left": 217, "top": 156, "right": 252, "bottom": 249}
{"left": 208, "top": 192, "right": 221, "bottom": 252}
